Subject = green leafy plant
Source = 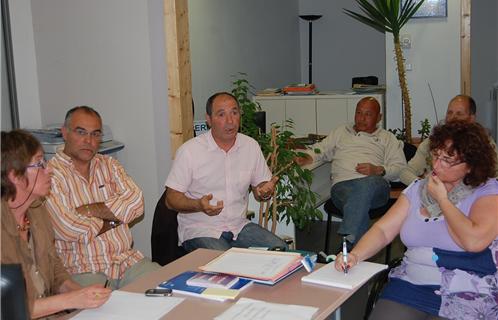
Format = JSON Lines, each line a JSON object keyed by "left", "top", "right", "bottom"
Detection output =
{"left": 417, "top": 118, "right": 431, "bottom": 141}
{"left": 388, "top": 127, "right": 407, "bottom": 141}
{"left": 344, "top": 0, "right": 425, "bottom": 143}
{"left": 231, "top": 74, "right": 322, "bottom": 232}
{"left": 231, "top": 72, "right": 263, "bottom": 143}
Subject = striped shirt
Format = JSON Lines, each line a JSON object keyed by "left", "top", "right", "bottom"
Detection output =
{"left": 46, "top": 149, "right": 144, "bottom": 279}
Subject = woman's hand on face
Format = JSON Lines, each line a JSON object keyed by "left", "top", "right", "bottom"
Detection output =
{"left": 67, "top": 284, "right": 111, "bottom": 309}
{"left": 427, "top": 173, "right": 449, "bottom": 203}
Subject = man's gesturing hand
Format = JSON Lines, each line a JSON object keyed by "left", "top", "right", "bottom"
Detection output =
{"left": 199, "top": 194, "right": 224, "bottom": 216}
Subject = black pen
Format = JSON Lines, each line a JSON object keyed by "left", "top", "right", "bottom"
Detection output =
{"left": 104, "top": 279, "right": 110, "bottom": 288}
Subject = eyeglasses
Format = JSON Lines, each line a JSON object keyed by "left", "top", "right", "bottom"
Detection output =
{"left": 27, "top": 159, "right": 47, "bottom": 170}
{"left": 70, "top": 127, "right": 103, "bottom": 139}
{"left": 431, "top": 152, "right": 463, "bottom": 168}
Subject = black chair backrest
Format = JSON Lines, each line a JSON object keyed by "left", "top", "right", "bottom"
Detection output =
{"left": 1, "top": 264, "right": 29, "bottom": 320}
{"left": 151, "top": 190, "right": 186, "bottom": 266}
{"left": 403, "top": 142, "right": 417, "bottom": 162}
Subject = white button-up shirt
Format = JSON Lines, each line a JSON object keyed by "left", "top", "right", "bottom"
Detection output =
{"left": 165, "top": 130, "right": 271, "bottom": 244}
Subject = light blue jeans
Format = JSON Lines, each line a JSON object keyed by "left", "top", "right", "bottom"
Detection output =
{"left": 330, "top": 176, "right": 390, "bottom": 243}
{"left": 182, "top": 222, "right": 288, "bottom": 252}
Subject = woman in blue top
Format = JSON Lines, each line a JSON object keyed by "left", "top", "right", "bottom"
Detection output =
{"left": 336, "top": 121, "right": 498, "bottom": 320}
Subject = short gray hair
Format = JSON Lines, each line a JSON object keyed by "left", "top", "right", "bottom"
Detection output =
{"left": 64, "top": 106, "right": 101, "bottom": 127}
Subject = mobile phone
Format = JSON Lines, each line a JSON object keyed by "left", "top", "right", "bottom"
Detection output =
{"left": 145, "top": 288, "right": 172, "bottom": 297}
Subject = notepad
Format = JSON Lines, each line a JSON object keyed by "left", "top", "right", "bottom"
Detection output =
{"left": 301, "top": 261, "right": 388, "bottom": 290}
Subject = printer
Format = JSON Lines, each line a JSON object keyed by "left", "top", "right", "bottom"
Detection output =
{"left": 27, "top": 124, "right": 125, "bottom": 159}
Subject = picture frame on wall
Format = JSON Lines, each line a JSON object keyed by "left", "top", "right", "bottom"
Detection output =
{"left": 404, "top": 0, "right": 447, "bottom": 18}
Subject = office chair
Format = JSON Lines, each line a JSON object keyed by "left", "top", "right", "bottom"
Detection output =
{"left": 322, "top": 142, "right": 417, "bottom": 263}
{"left": 151, "top": 189, "right": 187, "bottom": 266}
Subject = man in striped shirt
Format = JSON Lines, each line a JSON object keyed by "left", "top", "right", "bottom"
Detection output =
{"left": 46, "top": 106, "right": 159, "bottom": 290}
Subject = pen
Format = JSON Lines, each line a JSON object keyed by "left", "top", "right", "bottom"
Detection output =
{"left": 104, "top": 279, "right": 109, "bottom": 288}
{"left": 342, "top": 237, "right": 348, "bottom": 274}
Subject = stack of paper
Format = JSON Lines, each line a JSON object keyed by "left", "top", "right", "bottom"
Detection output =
{"left": 200, "top": 248, "right": 303, "bottom": 285}
{"left": 283, "top": 83, "right": 316, "bottom": 95}
{"left": 73, "top": 290, "right": 184, "bottom": 320}
{"left": 215, "top": 297, "right": 318, "bottom": 320}
{"left": 158, "top": 271, "right": 252, "bottom": 301}
{"left": 301, "top": 261, "right": 387, "bottom": 290}
{"left": 256, "top": 88, "right": 282, "bottom": 96}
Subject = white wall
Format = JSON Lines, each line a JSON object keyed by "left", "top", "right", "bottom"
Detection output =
{"left": 10, "top": 0, "right": 42, "bottom": 128}
{"left": 471, "top": 0, "right": 498, "bottom": 138}
{"left": 14, "top": 0, "right": 171, "bottom": 257}
{"left": 298, "top": 0, "right": 386, "bottom": 91}
{"left": 189, "top": 0, "right": 300, "bottom": 120}
{"left": 1, "top": 11, "right": 10, "bottom": 130}
{"left": 386, "top": 2, "right": 461, "bottom": 134}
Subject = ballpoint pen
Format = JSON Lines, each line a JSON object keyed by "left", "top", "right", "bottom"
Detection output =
{"left": 104, "top": 279, "right": 110, "bottom": 288}
{"left": 342, "top": 237, "right": 348, "bottom": 274}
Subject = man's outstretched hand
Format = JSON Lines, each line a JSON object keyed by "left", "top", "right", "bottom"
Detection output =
{"left": 199, "top": 194, "right": 224, "bottom": 216}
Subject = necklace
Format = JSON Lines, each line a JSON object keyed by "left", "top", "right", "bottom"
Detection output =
{"left": 17, "top": 216, "right": 31, "bottom": 232}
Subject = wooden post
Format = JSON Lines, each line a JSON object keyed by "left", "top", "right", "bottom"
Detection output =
{"left": 164, "top": 0, "right": 193, "bottom": 158}
{"left": 460, "top": 0, "right": 471, "bottom": 95}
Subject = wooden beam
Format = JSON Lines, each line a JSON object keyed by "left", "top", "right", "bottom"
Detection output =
{"left": 164, "top": 0, "right": 193, "bottom": 158}
{"left": 460, "top": 0, "right": 471, "bottom": 95}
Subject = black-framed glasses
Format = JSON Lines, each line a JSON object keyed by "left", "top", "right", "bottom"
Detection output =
{"left": 70, "top": 127, "right": 103, "bottom": 139}
{"left": 27, "top": 159, "right": 47, "bottom": 170}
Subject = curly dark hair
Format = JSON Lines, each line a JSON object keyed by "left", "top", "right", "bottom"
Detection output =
{"left": 429, "top": 121, "right": 497, "bottom": 187}
{"left": 1, "top": 130, "right": 42, "bottom": 200}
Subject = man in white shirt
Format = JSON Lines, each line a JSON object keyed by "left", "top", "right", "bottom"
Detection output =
{"left": 296, "top": 97, "right": 406, "bottom": 249}
{"left": 164, "top": 92, "right": 287, "bottom": 252}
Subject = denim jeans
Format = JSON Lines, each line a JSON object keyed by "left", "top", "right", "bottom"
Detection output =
{"left": 330, "top": 176, "right": 390, "bottom": 243}
{"left": 182, "top": 222, "right": 288, "bottom": 252}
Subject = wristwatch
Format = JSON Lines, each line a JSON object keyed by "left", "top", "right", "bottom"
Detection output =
{"left": 380, "top": 167, "right": 386, "bottom": 176}
{"left": 109, "top": 220, "right": 121, "bottom": 229}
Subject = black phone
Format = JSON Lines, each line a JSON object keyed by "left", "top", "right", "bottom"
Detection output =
{"left": 145, "top": 288, "right": 172, "bottom": 297}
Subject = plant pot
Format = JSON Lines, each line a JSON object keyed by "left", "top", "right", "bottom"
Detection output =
{"left": 253, "top": 111, "right": 266, "bottom": 134}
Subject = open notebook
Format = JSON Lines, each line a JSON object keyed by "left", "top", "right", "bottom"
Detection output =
{"left": 301, "top": 261, "right": 387, "bottom": 290}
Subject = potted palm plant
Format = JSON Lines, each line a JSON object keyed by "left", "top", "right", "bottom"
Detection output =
{"left": 344, "top": 0, "right": 425, "bottom": 143}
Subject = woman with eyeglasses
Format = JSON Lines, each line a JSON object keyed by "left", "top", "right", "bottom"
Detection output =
{"left": 335, "top": 121, "right": 498, "bottom": 320}
{"left": 1, "top": 130, "right": 111, "bottom": 319}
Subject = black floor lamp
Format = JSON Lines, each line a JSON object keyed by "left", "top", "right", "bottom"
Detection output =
{"left": 299, "top": 15, "right": 322, "bottom": 84}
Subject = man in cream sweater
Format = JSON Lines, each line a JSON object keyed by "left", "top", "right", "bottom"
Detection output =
{"left": 400, "top": 94, "right": 498, "bottom": 186}
{"left": 296, "top": 97, "right": 406, "bottom": 250}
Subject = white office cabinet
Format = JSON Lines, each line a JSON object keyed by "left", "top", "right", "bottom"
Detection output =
{"left": 316, "top": 98, "right": 348, "bottom": 135}
{"left": 285, "top": 99, "right": 316, "bottom": 136}
{"left": 257, "top": 99, "right": 285, "bottom": 131}
{"left": 255, "top": 93, "right": 385, "bottom": 136}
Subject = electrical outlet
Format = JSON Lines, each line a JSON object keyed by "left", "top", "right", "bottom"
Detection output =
{"left": 400, "top": 34, "right": 411, "bottom": 49}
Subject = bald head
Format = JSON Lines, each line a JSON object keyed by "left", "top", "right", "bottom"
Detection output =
{"left": 445, "top": 94, "right": 476, "bottom": 123}
{"left": 354, "top": 97, "right": 381, "bottom": 134}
